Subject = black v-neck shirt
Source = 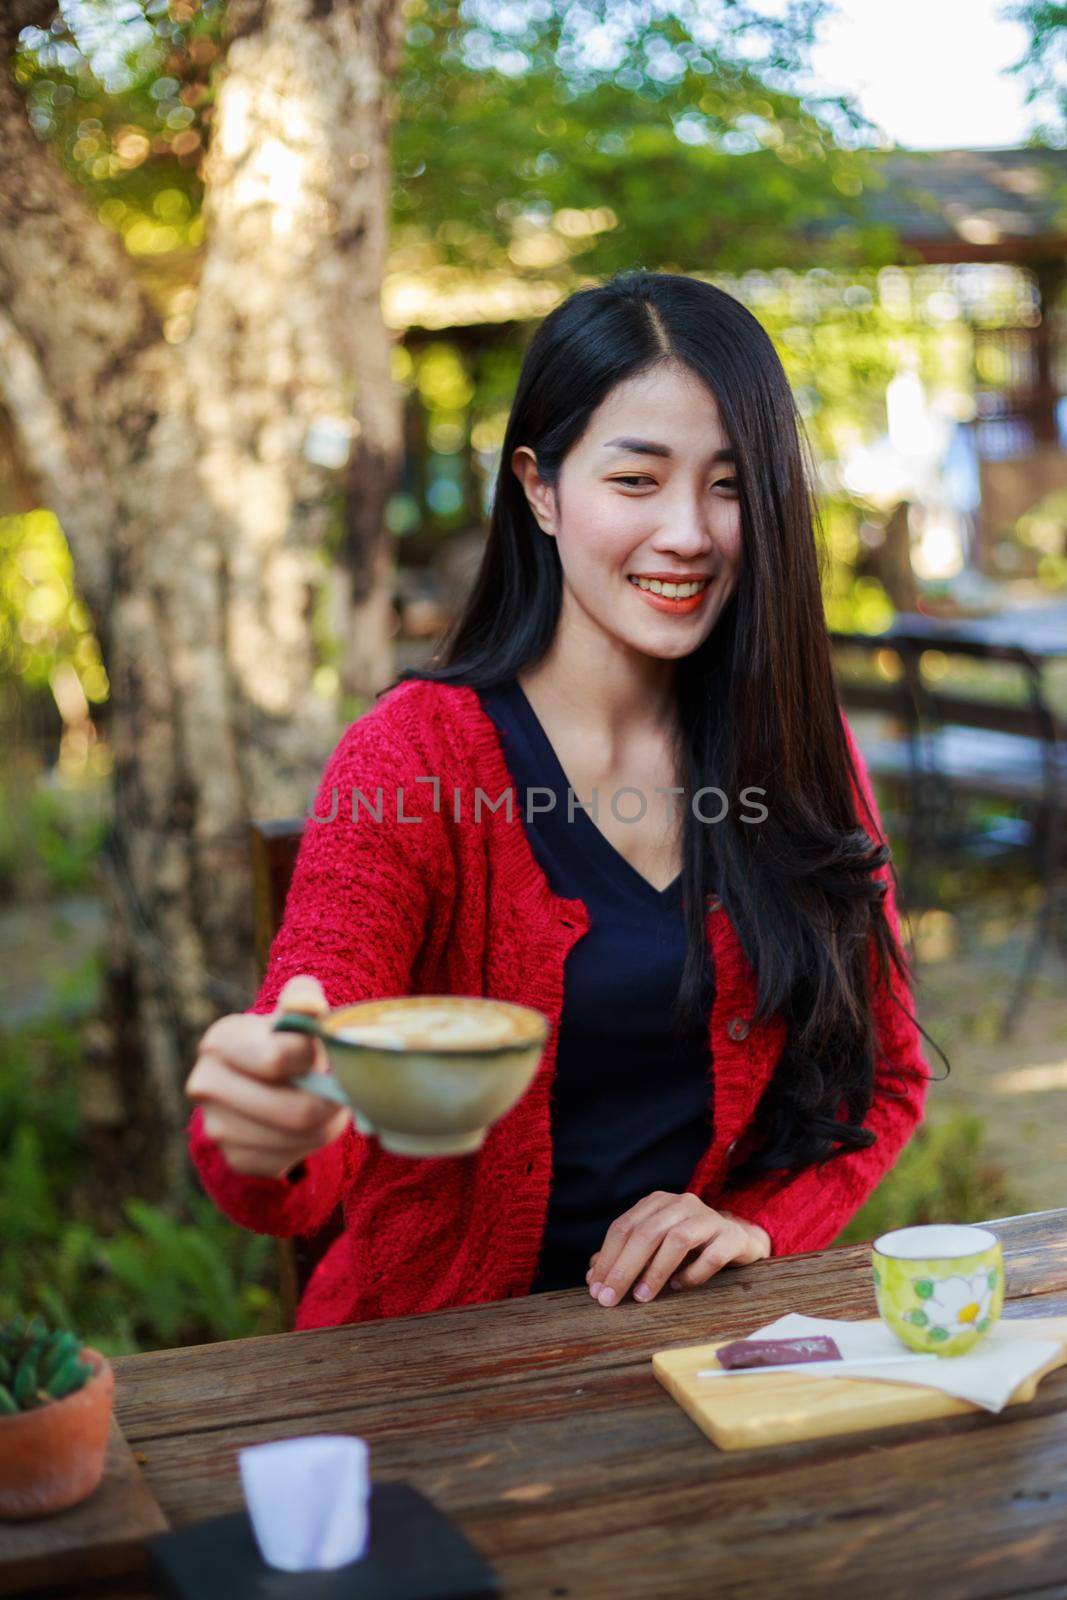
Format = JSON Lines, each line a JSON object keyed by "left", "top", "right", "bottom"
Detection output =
{"left": 478, "top": 678, "right": 714, "bottom": 1293}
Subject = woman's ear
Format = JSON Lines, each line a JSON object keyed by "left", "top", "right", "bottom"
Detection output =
{"left": 511, "top": 445, "right": 558, "bottom": 537}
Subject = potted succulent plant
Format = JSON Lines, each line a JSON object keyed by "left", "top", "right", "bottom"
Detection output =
{"left": 0, "top": 1314, "right": 115, "bottom": 1520}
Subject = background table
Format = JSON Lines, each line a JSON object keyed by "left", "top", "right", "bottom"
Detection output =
{"left": 885, "top": 600, "right": 1067, "bottom": 661}
{"left": 73, "top": 1208, "right": 1067, "bottom": 1598}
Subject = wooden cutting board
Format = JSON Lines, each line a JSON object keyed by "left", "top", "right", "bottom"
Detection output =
{"left": 652, "top": 1315, "right": 1067, "bottom": 1452}
{"left": 0, "top": 1412, "right": 168, "bottom": 1595}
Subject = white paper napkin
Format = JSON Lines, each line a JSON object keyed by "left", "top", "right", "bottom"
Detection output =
{"left": 744, "top": 1312, "right": 1063, "bottom": 1414}
{"left": 238, "top": 1435, "right": 371, "bottom": 1571}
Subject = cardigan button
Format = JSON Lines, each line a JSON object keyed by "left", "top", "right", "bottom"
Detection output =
{"left": 726, "top": 1017, "right": 750, "bottom": 1042}
{"left": 705, "top": 893, "right": 722, "bottom": 912}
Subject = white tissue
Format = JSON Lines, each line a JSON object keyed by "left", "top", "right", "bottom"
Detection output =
{"left": 238, "top": 1435, "right": 370, "bottom": 1571}
{"left": 749, "top": 1312, "right": 1063, "bottom": 1414}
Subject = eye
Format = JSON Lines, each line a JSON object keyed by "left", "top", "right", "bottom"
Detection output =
{"left": 713, "top": 478, "right": 739, "bottom": 494}
{"left": 611, "top": 475, "right": 655, "bottom": 488}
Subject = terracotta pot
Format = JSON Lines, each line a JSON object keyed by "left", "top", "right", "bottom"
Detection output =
{"left": 0, "top": 1347, "right": 114, "bottom": 1520}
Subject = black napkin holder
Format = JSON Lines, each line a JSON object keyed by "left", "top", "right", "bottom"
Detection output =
{"left": 147, "top": 1480, "right": 499, "bottom": 1600}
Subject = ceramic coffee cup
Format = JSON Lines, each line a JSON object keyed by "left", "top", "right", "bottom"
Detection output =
{"left": 273, "top": 994, "right": 550, "bottom": 1157}
{"left": 872, "top": 1223, "right": 1004, "bottom": 1356}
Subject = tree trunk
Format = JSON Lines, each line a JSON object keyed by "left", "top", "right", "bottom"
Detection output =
{"left": 0, "top": 0, "right": 406, "bottom": 1194}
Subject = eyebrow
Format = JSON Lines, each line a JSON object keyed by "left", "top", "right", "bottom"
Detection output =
{"left": 602, "top": 437, "right": 736, "bottom": 463}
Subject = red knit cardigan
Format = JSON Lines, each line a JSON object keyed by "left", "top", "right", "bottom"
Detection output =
{"left": 188, "top": 677, "right": 929, "bottom": 1329}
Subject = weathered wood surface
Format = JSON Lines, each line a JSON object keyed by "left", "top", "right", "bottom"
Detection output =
{"left": 58, "top": 1210, "right": 1067, "bottom": 1597}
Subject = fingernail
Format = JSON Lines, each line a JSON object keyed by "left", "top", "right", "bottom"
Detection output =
{"left": 590, "top": 1281, "right": 602, "bottom": 1297}
{"left": 633, "top": 1282, "right": 651, "bottom": 1301}
{"left": 669, "top": 1278, "right": 682, "bottom": 1291}
{"left": 597, "top": 1286, "right": 616, "bottom": 1307}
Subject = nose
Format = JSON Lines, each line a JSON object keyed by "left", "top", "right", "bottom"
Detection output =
{"left": 649, "top": 484, "right": 717, "bottom": 558}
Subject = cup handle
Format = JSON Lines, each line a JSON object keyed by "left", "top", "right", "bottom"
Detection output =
{"left": 286, "top": 1070, "right": 351, "bottom": 1108}
{"left": 272, "top": 1012, "right": 351, "bottom": 1107}
{"left": 272, "top": 1011, "right": 323, "bottom": 1039}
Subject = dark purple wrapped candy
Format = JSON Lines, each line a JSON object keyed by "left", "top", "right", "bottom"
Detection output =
{"left": 714, "top": 1334, "right": 843, "bottom": 1370}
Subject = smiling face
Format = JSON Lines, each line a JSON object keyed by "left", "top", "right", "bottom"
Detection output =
{"left": 512, "top": 361, "right": 743, "bottom": 665}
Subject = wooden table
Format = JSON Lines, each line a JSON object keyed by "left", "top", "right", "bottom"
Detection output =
{"left": 79, "top": 1208, "right": 1067, "bottom": 1599}
{"left": 885, "top": 600, "right": 1067, "bottom": 662}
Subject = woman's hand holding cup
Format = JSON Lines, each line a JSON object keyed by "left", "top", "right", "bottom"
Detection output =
{"left": 185, "top": 975, "right": 351, "bottom": 1178}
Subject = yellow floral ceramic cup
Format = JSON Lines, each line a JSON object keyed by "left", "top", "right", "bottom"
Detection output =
{"left": 872, "top": 1224, "right": 1004, "bottom": 1357}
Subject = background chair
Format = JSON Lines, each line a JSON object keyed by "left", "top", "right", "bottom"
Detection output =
{"left": 829, "top": 629, "right": 926, "bottom": 913}
{"left": 831, "top": 630, "right": 1067, "bottom": 1038}
{"left": 895, "top": 636, "right": 1067, "bottom": 1036}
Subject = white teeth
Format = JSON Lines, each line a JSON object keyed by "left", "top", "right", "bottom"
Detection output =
{"left": 628, "top": 576, "right": 708, "bottom": 598}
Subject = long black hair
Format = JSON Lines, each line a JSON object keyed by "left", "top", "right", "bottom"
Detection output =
{"left": 384, "top": 269, "right": 947, "bottom": 1183}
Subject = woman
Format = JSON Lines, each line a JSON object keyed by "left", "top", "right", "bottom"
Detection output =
{"left": 185, "top": 270, "right": 941, "bottom": 1331}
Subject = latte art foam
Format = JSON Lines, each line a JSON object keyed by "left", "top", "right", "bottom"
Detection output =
{"left": 332, "top": 996, "right": 542, "bottom": 1052}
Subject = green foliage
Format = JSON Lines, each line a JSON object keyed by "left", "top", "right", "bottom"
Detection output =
{"left": 0, "top": 1133, "right": 281, "bottom": 1357}
{"left": 0, "top": 1010, "right": 281, "bottom": 1356}
{"left": 0, "top": 771, "right": 109, "bottom": 901}
{"left": 0, "top": 1314, "right": 94, "bottom": 1413}
{"left": 102, "top": 1197, "right": 278, "bottom": 1349}
{"left": 14, "top": 1, "right": 224, "bottom": 263}
{"left": 14, "top": 1, "right": 889, "bottom": 297}
{"left": 1001, "top": 3, "right": 1067, "bottom": 143}
{"left": 393, "top": 0, "right": 894, "bottom": 280}
{"left": 6, "top": 4, "right": 956, "bottom": 616}
{"left": 834, "top": 1111, "right": 1026, "bottom": 1248}
{"left": 0, "top": 511, "right": 106, "bottom": 699}
{"left": 0, "top": 507, "right": 112, "bottom": 828}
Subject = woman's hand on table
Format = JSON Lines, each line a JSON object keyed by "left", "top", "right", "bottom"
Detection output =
{"left": 184, "top": 975, "right": 351, "bottom": 1178}
{"left": 585, "top": 1193, "right": 771, "bottom": 1306}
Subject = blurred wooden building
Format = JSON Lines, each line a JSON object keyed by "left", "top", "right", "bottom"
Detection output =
{"left": 867, "top": 146, "right": 1067, "bottom": 565}
{"left": 383, "top": 146, "right": 1067, "bottom": 584}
